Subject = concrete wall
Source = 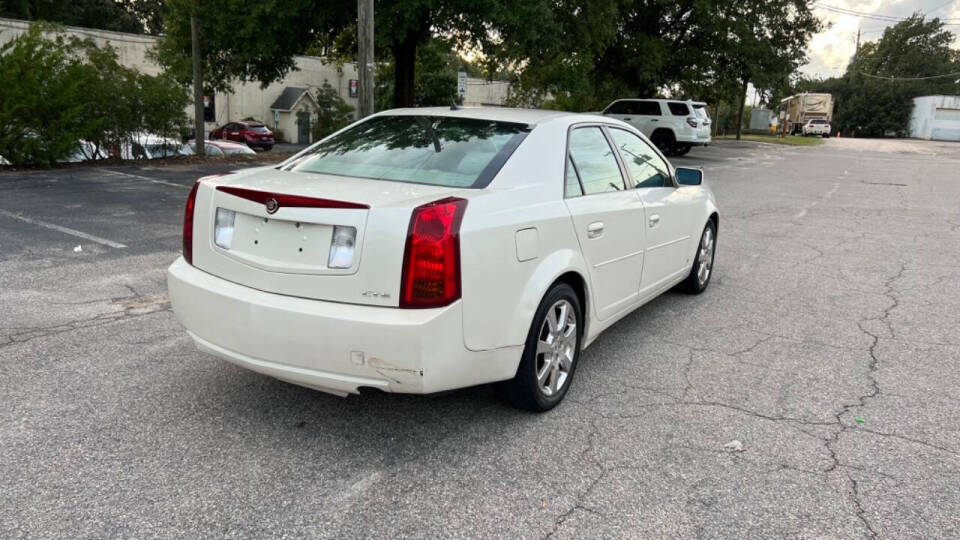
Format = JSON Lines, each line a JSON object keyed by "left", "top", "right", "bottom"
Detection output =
{"left": 909, "top": 95, "right": 960, "bottom": 142}
{"left": 0, "top": 18, "right": 513, "bottom": 144}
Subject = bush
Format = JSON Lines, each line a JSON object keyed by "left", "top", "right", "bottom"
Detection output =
{"left": 313, "top": 83, "right": 354, "bottom": 141}
{"left": 0, "top": 23, "right": 189, "bottom": 165}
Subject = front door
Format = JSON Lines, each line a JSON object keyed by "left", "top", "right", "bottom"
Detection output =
{"left": 563, "top": 126, "right": 646, "bottom": 321}
{"left": 606, "top": 128, "right": 695, "bottom": 295}
{"left": 297, "top": 112, "right": 311, "bottom": 144}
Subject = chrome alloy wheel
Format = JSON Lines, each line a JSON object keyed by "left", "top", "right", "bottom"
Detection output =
{"left": 536, "top": 299, "right": 577, "bottom": 397}
{"left": 697, "top": 226, "right": 715, "bottom": 286}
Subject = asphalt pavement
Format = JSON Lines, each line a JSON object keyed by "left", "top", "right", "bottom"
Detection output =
{"left": 1, "top": 138, "right": 959, "bottom": 538}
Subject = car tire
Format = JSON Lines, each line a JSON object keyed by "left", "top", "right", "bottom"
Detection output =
{"left": 673, "top": 143, "right": 692, "bottom": 156}
{"left": 680, "top": 220, "right": 716, "bottom": 294}
{"left": 651, "top": 130, "right": 676, "bottom": 156}
{"left": 498, "top": 283, "right": 583, "bottom": 412}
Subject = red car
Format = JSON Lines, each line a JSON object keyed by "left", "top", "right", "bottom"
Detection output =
{"left": 209, "top": 121, "right": 274, "bottom": 151}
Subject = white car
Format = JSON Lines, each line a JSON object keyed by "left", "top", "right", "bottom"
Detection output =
{"left": 189, "top": 140, "right": 258, "bottom": 156}
{"left": 167, "top": 108, "right": 719, "bottom": 411}
{"left": 601, "top": 99, "right": 712, "bottom": 156}
{"left": 802, "top": 119, "right": 831, "bottom": 137}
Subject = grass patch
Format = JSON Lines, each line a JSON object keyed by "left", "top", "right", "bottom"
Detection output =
{"left": 715, "top": 133, "right": 826, "bottom": 146}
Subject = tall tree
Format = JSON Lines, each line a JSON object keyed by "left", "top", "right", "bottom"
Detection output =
{"left": 155, "top": 0, "right": 546, "bottom": 108}
{"left": 0, "top": 0, "right": 163, "bottom": 35}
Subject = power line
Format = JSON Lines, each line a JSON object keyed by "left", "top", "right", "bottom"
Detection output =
{"left": 813, "top": 3, "right": 960, "bottom": 24}
{"left": 856, "top": 70, "right": 960, "bottom": 81}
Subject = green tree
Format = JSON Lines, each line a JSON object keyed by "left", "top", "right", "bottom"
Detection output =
{"left": 154, "top": 0, "right": 551, "bottom": 108}
{"left": 313, "top": 83, "right": 355, "bottom": 140}
{"left": 0, "top": 0, "right": 162, "bottom": 34}
{"left": 791, "top": 15, "right": 959, "bottom": 137}
{"left": 0, "top": 23, "right": 188, "bottom": 165}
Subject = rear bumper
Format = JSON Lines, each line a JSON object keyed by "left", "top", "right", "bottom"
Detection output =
{"left": 676, "top": 135, "right": 711, "bottom": 146}
{"left": 167, "top": 258, "right": 521, "bottom": 396}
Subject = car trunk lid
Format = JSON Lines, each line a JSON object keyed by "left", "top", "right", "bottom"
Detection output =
{"left": 191, "top": 168, "right": 465, "bottom": 306}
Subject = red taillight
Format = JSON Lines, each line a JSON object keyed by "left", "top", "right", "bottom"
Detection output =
{"left": 182, "top": 181, "right": 200, "bottom": 265}
{"left": 400, "top": 197, "right": 468, "bottom": 308}
{"left": 686, "top": 117, "right": 698, "bottom": 128}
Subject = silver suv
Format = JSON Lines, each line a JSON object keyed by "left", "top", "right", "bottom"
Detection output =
{"left": 602, "top": 99, "right": 711, "bottom": 156}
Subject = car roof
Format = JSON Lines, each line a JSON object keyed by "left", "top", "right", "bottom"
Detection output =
{"left": 377, "top": 107, "right": 570, "bottom": 126}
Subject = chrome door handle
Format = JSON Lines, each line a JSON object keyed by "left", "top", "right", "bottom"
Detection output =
{"left": 649, "top": 214, "right": 660, "bottom": 227}
{"left": 587, "top": 222, "right": 605, "bottom": 238}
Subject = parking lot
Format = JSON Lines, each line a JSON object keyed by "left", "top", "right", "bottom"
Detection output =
{"left": 2, "top": 139, "right": 959, "bottom": 537}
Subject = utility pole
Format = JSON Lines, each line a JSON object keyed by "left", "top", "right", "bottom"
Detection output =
{"left": 191, "top": 6, "right": 205, "bottom": 156}
{"left": 357, "top": 0, "right": 374, "bottom": 118}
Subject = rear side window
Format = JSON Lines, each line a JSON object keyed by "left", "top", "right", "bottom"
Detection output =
{"left": 565, "top": 156, "right": 583, "bottom": 197}
{"left": 567, "top": 127, "right": 624, "bottom": 195}
{"left": 668, "top": 102, "right": 690, "bottom": 116}
{"left": 284, "top": 115, "right": 529, "bottom": 188}
{"left": 635, "top": 101, "right": 662, "bottom": 116}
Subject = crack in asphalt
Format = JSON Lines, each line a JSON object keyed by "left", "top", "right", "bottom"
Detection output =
{"left": 550, "top": 261, "right": 958, "bottom": 538}
{"left": 0, "top": 293, "right": 171, "bottom": 350}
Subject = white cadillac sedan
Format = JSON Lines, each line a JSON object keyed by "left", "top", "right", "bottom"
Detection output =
{"left": 168, "top": 107, "right": 719, "bottom": 411}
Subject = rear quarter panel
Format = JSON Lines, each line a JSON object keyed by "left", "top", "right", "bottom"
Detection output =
{"left": 459, "top": 120, "right": 590, "bottom": 352}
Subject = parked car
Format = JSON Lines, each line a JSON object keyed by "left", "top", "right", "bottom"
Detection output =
{"left": 601, "top": 98, "right": 711, "bottom": 156}
{"left": 210, "top": 121, "right": 275, "bottom": 151}
{"left": 190, "top": 140, "right": 258, "bottom": 156}
{"left": 168, "top": 108, "right": 719, "bottom": 411}
{"left": 117, "top": 134, "right": 194, "bottom": 160}
{"left": 802, "top": 119, "right": 831, "bottom": 137}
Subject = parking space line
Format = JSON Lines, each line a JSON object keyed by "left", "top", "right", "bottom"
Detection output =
{"left": 102, "top": 169, "right": 190, "bottom": 189}
{"left": 0, "top": 209, "right": 127, "bottom": 248}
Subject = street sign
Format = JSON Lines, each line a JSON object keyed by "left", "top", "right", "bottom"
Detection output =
{"left": 349, "top": 79, "right": 358, "bottom": 98}
{"left": 457, "top": 72, "right": 467, "bottom": 99}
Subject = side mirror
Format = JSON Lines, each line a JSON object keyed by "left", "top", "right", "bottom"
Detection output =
{"left": 675, "top": 167, "right": 703, "bottom": 186}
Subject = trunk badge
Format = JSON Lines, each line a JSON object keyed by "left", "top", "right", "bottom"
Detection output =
{"left": 265, "top": 197, "right": 279, "bottom": 214}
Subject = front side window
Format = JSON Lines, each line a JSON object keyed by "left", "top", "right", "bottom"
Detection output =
{"left": 567, "top": 127, "right": 624, "bottom": 195}
{"left": 283, "top": 115, "right": 529, "bottom": 188}
{"left": 604, "top": 101, "right": 636, "bottom": 115}
{"left": 608, "top": 128, "right": 671, "bottom": 189}
{"left": 668, "top": 102, "right": 690, "bottom": 116}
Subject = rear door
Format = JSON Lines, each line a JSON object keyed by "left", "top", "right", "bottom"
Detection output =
{"left": 226, "top": 123, "right": 243, "bottom": 143}
{"left": 606, "top": 128, "right": 697, "bottom": 295}
{"left": 563, "top": 125, "right": 646, "bottom": 320}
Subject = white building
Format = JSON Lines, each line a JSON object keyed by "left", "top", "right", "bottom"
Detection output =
{"left": 0, "top": 18, "right": 512, "bottom": 144}
{"left": 909, "top": 95, "right": 960, "bottom": 142}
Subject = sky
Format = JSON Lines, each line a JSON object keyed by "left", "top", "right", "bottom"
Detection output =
{"left": 801, "top": 0, "right": 960, "bottom": 79}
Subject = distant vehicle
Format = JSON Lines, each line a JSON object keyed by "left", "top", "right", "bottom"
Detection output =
{"left": 601, "top": 98, "right": 711, "bottom": 156}
{"left": 210, "top": 121, "right": 275, "bottom": 151}
{"left": 802, "top": 119, "right": 831, "bottom": 138}
{"left": 190, "top": 140, "right": 257, "bottom": 156}
{"left": 168, "top": 107, "right": 719, "bottom": 411}
{"left": 779, "top": 93, "right": 833, "bottom": 135}
{"left": 118, "top": 134, "right": 194, "bottom": 160}
{"left": 63, "top": 140, "right": 109, "bottom": 163}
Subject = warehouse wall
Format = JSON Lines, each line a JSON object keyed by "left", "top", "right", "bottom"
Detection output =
{"left": 909, "top": 95, "right": 960, "bottom": 142}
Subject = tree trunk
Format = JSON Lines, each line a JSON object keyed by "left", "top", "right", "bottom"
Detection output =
{"left": 392, "top": 36, "right": 417, "bottom": 108}
{"left": 357, "top": 0, "right": 374, "bottom": 117}
{"left": 735, "top": 78, "right": 748, "bottom": 141}
{"left": 191, "top": 10, "right": 204, "bottom": 156}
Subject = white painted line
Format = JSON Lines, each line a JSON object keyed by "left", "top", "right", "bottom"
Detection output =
{"left": 102, "top": 169, "right": 190, "bottom": 189}
{"left": 0, "top": 209, "right": 127, "bottom": 249}
{"left": 794, "top": 182, "right": 840, "bottom": 220}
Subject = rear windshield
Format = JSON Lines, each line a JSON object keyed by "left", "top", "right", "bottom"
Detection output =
{"left": 810, "top": 119, "right": 827, "bottom": 124}
{"left": 284, "top": 115, "right": 530, "bottom": 188}
{"left": 693, "top": 104, "right": 709, "bottom": 119}
{"left": 249, "top": 124, "right": 270, "bottom": 133}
